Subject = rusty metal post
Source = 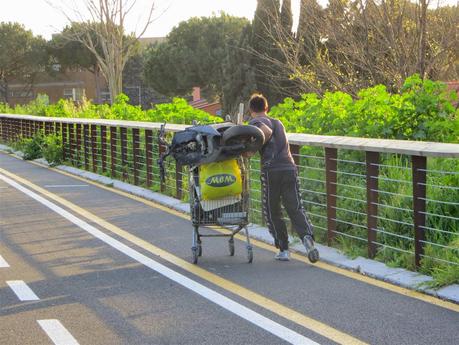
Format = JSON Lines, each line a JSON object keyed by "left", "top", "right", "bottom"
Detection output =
{"left": 0, "top": 117, "right": 6, "bottom": 142}
{"left": 68, "top": 123, "right": 75, "bottom": 164}
{"left": 100, "top": 125, "right": 107, "bottom": 173}
{"left": 132, "top": 128, "right": 140, "bottom": 185}
{"left": 120, "top": 127, "right": 128, "bottom": 180}
{"left": 176, "top": 162, "right": 183, "bottom": 199}
{"left": 61, "top": 122, "right": 68, "bottom": 161}
{"left": 20, "top": 119, "right": 25, "bottom": 138}
{"left": 45, "top": 121, "right": 52, "bottom": 136}
{"left": 158, "top": 130, "right": 166, "bottom": 193}
{"left": 145, "top": 129, "right": 153, "bottom": 187}
{"left": 55, "top": 122, "right": 61, "bottom": 136}
{"left": 412, "top": 155, "right": 427, "bottom": 269}
{"left": 75, "top": 124, "right": 82, "bottom": 165}
{"left": 83, "top": 124, "right": 90, "bottom": 170}
{"left": 91, "top": 124, "right": 98, "bottom": 173}
{"left": 0, "top": 117, "right": 5, "bottom": 142}
{"left": 110, "top": 127, "right": 117, "bottom": 178}
{"left": 366, "top": 151, "right": 380, "bottom": 259}
{"left": 325, "top": 147, "right": 338, "bottom": 245}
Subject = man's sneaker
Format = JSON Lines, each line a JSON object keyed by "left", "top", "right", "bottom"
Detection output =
{"left": 274, "top": 250, "right": 290, "bottom": 261}
{"left": 303, "top": 236, "right": 319, "bottom": 263}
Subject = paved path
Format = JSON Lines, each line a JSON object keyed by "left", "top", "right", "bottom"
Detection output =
{"left": 1, "top": 153, "right": 458, "bottom": 345}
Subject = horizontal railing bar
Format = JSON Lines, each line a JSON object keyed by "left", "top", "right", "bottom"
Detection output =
{"left": 372, "top": 228, "right": 414, "bottom": 241}
{"left": 374, "top": 242, "right": 413, "bottom": 255}
{"left": 419, "top": 240, "right": 459, "bottom": 251}
{"left": 370, "top": 163, "right": 412, "bottom": 170}
{"left": 331, "top": 170, "right": 366, "bottom": 178}
{"left": 309, "top": 212, "right": 327, "bottom": 220}
{"left": 332, "top": 194, "right": 366, "bottom": 203}
{"left": 420, "top": 211, "right": 459, "bottom": 221}
{"left": 333, "top": 206, "right": 367, "bottom": 216}
{"left": 371, "top": 202, "right": 412, "bottom": 213}
{"left": 330, "top": 158, "right": 366, "bottom": 165}
{"left": 296, "top": 154, "right": 325, "bottom": 160}
{"left": 420, "top": 225, "right": 459, "bottom": 236}
{"left": 298, "top": 176, "right": 326, "bottom": 184}
{"left": 371, "top": 176, "right": 412, "bottom": 184}
{"left": 419, "top": 197, "right": 459, "bottom": 206}
{"left": 333, "top": 183, "right": 366, "bottom": 191}
{"left": 301, "top": 189, "right": 327, "bottom": 196}
{"left": 303, "top": 200, "right": 327, "bottom": 207}
{"left": 419, "top": 254, "right": 459, "bottom": 266}
{"left": 371, "top": 189, "right": 413, "bottom": 198}
{"left": 417, "top": 182, "right": 459, "bottom": 191}
{"left": 331, "top": 230, "right": 367, "bottom": 242}
{"left": 373, "top": 215, "right": 414, "bottom": 227}
{"left": 332, "top": 218, "right": 367, "bottom": 229}
{"left": 418, "top": 169, "right": 459, "bottom": 175}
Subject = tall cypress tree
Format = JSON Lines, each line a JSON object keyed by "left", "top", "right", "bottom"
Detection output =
{"left": 251, "top": 0, "right": 282, "bottom": 105}
{"left": 280, "top": 0, "right": 293, "bottom": 34}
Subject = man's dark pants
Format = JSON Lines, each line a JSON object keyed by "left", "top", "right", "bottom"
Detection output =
{"left": 261, "top": 169, "right": 314, "bottom": 251}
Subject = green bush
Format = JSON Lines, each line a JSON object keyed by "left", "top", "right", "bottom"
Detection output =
{"left": 20, "top": 132, "right": 45, "bottom": 160}
{"left": 0, "top": 93, "right": 221, "bottom": 125}
{"left": 270, "top": 75, "right": 458, "bottom": 143}
{"left": 42, "top": 134, "right": 63, "bottom": 166}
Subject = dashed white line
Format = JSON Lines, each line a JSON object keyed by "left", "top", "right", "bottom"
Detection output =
{"left": 0, "top": 254, "right": 9, "bottom": 267}
{"left": 38, "top": 319, "right": 80, "bottom": 345}
{"left": 6, "top": 280, "right": 39, "bottom": 301}
{"left": 43, "top": 184, "right": 89, "bottom": 188}
{"left": 1, "top": 172, "right": 320, "bottom": 345}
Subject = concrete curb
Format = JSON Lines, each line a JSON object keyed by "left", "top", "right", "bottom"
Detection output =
{"left": 1, "top": 145, "right": 458, "bottom": 304}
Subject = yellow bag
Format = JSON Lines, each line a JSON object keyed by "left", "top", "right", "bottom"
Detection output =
{"left": 199, "top": 159, "right": 242, "bottom": 200}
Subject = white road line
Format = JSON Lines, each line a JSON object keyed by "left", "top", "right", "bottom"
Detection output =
{"left": 6, "top": 280, "right": 39, "bottom": 301}
{"left": 0, "top": 254, "right": 10, "bottom": 267}
{"left": 38, "top": 320, "right": 80, "bottom": 345}
{"left": 0, "top": 173, "right": 320, "bottom": 345}
{"left": 44, "top": 184, "right": 89, "bottom": 188}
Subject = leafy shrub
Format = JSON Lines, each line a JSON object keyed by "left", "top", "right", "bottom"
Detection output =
{"left": 270, "top": 75, "right": 458, "bottom": 143}
{"left": 0, "top": 93, "right": 221, "bottom": 125}
{"left": 42, "top": 134, "right": 63, "bottom": 166}
{"left": 20, "top": 132, "right": 44, "bottom": 160}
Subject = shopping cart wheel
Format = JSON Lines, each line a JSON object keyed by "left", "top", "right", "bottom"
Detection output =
{"left": 228, "top": 238, "right": 235, "bottom": 256}
{"left": 191, "top": 247, "right": 199, "bottom": 264}
{"left": 247, "top": 245, "right": 253, "bottom": 263}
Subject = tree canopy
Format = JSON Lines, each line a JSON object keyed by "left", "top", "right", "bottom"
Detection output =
{"left": 144, "top": 13, "right": 250, "bottom": 111}
{"left": 0, "top": 22, "right": 48, "bottom": 102}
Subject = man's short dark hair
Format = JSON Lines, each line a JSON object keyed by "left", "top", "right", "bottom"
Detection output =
{"left": 249, "top": 93, "right": 268, "bottom": 113}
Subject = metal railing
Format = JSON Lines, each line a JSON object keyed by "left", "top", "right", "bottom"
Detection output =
{"left": 1, "top": 113, "right": 458, "bottom": 271}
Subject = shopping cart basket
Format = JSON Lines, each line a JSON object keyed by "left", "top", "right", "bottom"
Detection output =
{"left": 189, "top": 157, "right": 253, "bottom": 264}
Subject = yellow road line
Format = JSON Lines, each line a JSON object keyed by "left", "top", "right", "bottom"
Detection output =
{"left": 0, "top": 166, "right": 368, "bottom": 345}
{"left": 25, "top": 161, "right": 459, "bottom": 313}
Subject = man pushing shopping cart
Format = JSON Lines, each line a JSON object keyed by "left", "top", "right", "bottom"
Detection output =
{"left": 245, "top": 93, "right": 320, "bottom": 263}
{"left": 158, "top": 93, "right": 319, "bottom": 264}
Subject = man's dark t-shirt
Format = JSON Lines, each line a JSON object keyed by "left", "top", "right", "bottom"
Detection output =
{"left": 249, "top": 116, "right": 296, "bottom": 171}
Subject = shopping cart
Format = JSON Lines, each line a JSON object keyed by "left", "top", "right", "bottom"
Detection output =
{"left": 189, "top": 157, "right": 253, "bottom": 264}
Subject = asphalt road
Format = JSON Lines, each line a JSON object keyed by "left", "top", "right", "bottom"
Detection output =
{"left": 1, "top": 152, "right": 458, "bottom": 345}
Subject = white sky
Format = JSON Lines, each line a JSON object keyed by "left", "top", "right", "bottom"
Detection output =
{"left": 0, "top": 0, "right": 301, "bottom": 39}
{"left": 1, "top": 0, "right": 456, "bottom": 40}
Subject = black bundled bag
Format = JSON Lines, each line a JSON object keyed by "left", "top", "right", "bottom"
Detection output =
{"left": 158, "top": 122, "right": 264, "bottom": 181}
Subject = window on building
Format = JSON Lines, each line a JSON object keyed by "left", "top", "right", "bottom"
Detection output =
{"left": 100, "top": 90, "right": 111, "bottom": 103}
{"left": 63, "top": 88, "right": 85, "bottom": 101}
{"left": 10, "top": 90, "right": 33, "bottom": 98}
